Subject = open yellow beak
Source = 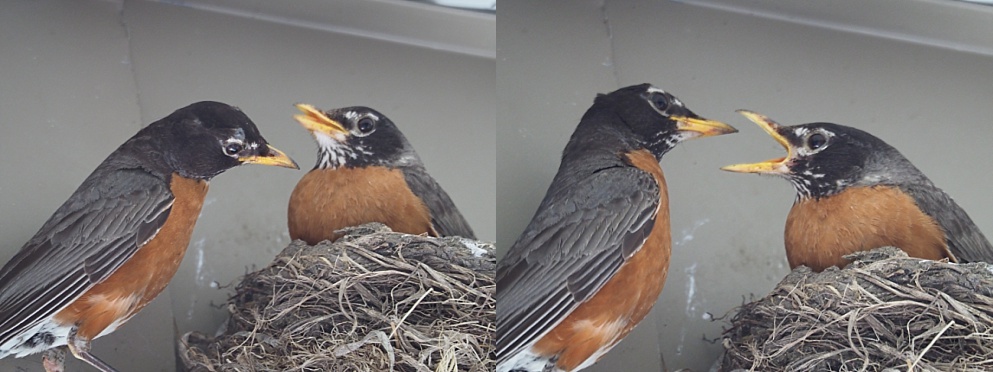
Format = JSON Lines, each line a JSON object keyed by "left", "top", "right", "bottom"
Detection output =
{"left": 240, "top": 144, "right": 299, "bottom": 169}
{"left": 670, "top": 115, "right": 738, "bottom": 138}
{"left": 721, "top": 110, "right": 791, "bottom": 174}
{"left": 293, "top": 103, "right": 347, "bottom": 135}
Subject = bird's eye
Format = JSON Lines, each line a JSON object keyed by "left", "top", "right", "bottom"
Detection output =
{"left": 648, "top": 93, "right": 668, "bottom": 111}
{"left": 807, "top": 133, "right": 827, "bottom": 150}
{"left": 357, "top": 118, "right": 375, "bottom": 134}
{"left": 223, "top": 142, "right": 243, "bottom": 156}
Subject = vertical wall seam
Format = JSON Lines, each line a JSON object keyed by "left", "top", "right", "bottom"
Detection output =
{"left": 601, "top": 0, "right": 621, "bottom": 88}
{"left": 117, "top": 0, "right": 144, "bottom": 128}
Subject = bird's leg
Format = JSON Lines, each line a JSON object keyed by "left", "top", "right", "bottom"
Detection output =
{"left": 66, "top": 327, "right": 119, "bottom": 372}
{"left": 41, "top": 347, "right": 66, "bottom": 372}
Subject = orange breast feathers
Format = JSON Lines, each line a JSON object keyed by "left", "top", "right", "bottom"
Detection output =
{"left": 54, "top": 175, "right": 208, "bottom": 339}
{"left": 288, "top": 167, "right": 435, "bottom": 244}
{"left": 784, "top": 185, "right": 951, "bottom": 272}
{"left": 532, "top": 149, "right": 672, "bottom": 371}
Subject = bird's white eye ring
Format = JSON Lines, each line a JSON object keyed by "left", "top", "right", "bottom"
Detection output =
{"left": 222, "top": 141, "right": 243, "bottom": 156}
{"left": 353, "top": 117, "right": 376, "bottom": 137}
{"left": 358, "top": 118, "right": 374, "bottom": 133}
{"left": 806, "top": 132, "right": 827, "bottom": 150}
{"left": 647, "top": 92, "right": 668, "bottom": 112}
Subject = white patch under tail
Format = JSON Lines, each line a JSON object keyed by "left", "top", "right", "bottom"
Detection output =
{"left": 0, "top": 319, "right": 72, "bottom": 358}
{"left": 498, "top": 349, "right": 554, "bottom": 372}
{"left": 498, "top": 318, "right": 628, "bottom": 372}
{"left": 0, "top": 294, "right": 142, "bottom": 358}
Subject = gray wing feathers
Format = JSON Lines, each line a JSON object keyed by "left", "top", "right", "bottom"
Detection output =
{"left": 903, "top": 183, "right": 993, "bottom": 262}
{"left": 401, "top": 167, "right": 476, "bottom": 239}
{"left": 496, "top": 168, "right": 659, "bottom": 363}
{"left": 0, "top": 170, "right": 173, "bottom": 344}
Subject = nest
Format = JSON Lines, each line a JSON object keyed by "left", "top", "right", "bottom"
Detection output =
{"left": 719, "top": 247, "right": 993, "bottom": 371}
{"left": 178, "top": 223, "right": 495, "bottom": 372}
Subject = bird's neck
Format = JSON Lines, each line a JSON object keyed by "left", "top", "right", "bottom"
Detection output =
{"left": 315, "top": 145, "right": 360, "bottom": 170}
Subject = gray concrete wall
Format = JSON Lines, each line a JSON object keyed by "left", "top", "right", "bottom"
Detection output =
{"left": 0, "top": 1, "right": 493, "bottom": 370}
{"left": 497, "top": 0, "right": 993, "bottom": 371}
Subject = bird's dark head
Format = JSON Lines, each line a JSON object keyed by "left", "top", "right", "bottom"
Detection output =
{"left": 722, "top": 110, "right": 913, "bottom": 200}
{"left": 139, "top": 101, "right": 298, "bottom": 179}
{"left": 294, "top": 104, "right": 418, "bottom": 169}
{"left": 589, "top": 83, "right": 738, "bottom": 158}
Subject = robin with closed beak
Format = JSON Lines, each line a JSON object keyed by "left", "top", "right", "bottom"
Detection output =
{"left": 0, "top": 101, "right": 298, "bottom": 371}
{"left": 496, "top": 84, "right": 737, "bottom": 372}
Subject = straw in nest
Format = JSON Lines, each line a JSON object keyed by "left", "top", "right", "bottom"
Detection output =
{"left": 720, "top": 247, "right": 993, "bottom": 372}
{"left": 178, "top": 223, "right": 495, "bottom": 372}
